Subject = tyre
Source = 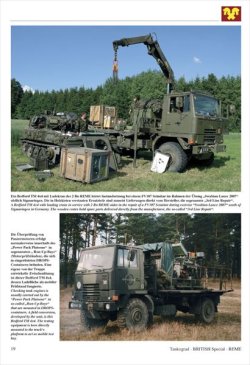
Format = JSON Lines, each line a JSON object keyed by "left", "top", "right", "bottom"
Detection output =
{"left": 148, "top": 312, "right": 154, "bottom": 326}
{"left": 80, "top": 309, "right": 108, "bottom": 331}
{"left": 196, "top": 298, "right": 215, "bottom": 324}
{"left": 117, "top": 298, "right": 149, "bottom": 332}
{"left": 159, "top": 142, "right": 188, "bottom": 172}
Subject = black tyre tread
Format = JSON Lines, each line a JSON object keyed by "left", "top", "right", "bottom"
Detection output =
{"left": 196, "top": 298, "right": 215, "bottom": 324}
{"left": 80, "top": 309, "right": 91, "bottom": 331}
{"left": 117, "top": 298, "right": 149, "bottom": 331}
{"left": 148, "top": 312, "right": 154, "bottom": 326}
{"left": 117, "top": 309, "right": 127, "bottom": 329}
{"left": 80, "top": 309, "right": 108, "bottom": 331}
{"left": 159, "top": 142, "right": 188, "bottom": 172}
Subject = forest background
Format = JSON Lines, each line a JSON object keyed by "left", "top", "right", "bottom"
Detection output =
{"left": 11, "top": 71, "right": 241, "bottom": 132}
{"left": 60, "top": 213, "right": 241, "bottom": 287}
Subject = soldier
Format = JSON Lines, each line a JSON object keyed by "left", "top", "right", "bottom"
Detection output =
{"left": 79, "top": 112, "right": 89, "bottom": 132}
{"left": 129, "top": 95, "right": 141, "bottom": 114}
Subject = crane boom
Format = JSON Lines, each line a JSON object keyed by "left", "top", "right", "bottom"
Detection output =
{"left": 113, "top": 34, "right": 174, "bottom": 92}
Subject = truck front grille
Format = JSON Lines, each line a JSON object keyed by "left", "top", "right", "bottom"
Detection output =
{"left": 81, "top": 284, "right": 100, "bottom": 301}
{"left": 204, "top": 129, "right": 216, "bottom": 144}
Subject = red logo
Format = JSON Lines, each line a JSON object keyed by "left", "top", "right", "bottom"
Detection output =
{"left": 221, "top": 7, "right": 241, "bottom": 21}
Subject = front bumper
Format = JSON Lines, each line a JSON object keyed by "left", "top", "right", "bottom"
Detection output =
{"left": 69, "top": 300, "right": 117, "bottom": 312}
{"left": 192, "top": 144, "right": 226, "bottom": 155}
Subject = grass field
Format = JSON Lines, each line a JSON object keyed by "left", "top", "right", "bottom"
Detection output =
{"left": 11, "top": 119, "right": 241, "bottom": 192}
{"left": 60, "top": 280, "right": 241, "bottom": 341}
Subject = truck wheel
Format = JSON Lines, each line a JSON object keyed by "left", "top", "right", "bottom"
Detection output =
{"left": 148, "top": 312, "right": 154, "bottom": 326}
{"left": 117, "top": 298, "right": 149, "bottom": 332}
{"left": 159, "top": 142, "right": 188, "bottom": 172}
{"left": 80, "top": 309, "right": 108, "bottom": 331}
{"left": 196, "top": 298, "right": 215, "bottom": 324}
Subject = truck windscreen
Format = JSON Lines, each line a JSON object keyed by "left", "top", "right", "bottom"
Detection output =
{"left": 77, "top": 246, "right": 115, "bottom": 271}
{"left": 194, "top": 94, "right": 220, "bottom": 117}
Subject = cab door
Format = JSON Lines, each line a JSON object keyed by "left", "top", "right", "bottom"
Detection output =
{"left": 115, "top": 248, "right": 143, "bottom": 293}
{"left": 161, "top": 94, "right": 192, "bottom": 135}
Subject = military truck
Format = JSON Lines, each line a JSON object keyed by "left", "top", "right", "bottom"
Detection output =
{"left": 69, "top": 243, "right": 232, "bottom": 332}
{"left": 20, "top": 111, "right": 118, "bottom": 170}
{"left": 99, "top": 34, "right": 228, "bottom": 172}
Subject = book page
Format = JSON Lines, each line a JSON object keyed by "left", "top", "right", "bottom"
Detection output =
{"left": 0, "top": 1, "right": 249, "bottom": 364}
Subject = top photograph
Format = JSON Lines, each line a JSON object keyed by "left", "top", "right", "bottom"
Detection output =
{"left": 11, "top": 25, "right": 241, "bottom": 192}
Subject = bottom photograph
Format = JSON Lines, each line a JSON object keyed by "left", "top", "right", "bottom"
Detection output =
{"left": 59, "top": 213, "right": 241, "bottom": 341}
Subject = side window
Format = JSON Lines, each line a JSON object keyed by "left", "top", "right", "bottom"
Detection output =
{"left": 169, "top": 97, "right": 184, "bottom": 113}
{"left": 183, "top": 95, "right": 190, "bottom": 112}
{"left": 170, "top": 97, "right": 177, "bottom": 113}
{"left": 117, "top": 249, "right": 124, "bottom": 267}
{"left": 128, "top": 250, "right": 138, "bottom": 268}
{"left": 117, "top": 249, "right": 138, "bottom": 268}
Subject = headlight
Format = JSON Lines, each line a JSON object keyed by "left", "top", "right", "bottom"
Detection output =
{"left": 105, "top": 303, "right": 111, "bottom": 310}
{"left": 76, "top": 281, "right": 81, "bottom": 289}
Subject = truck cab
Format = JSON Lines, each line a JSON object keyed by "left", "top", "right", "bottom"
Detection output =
{"left": 70, "top": 244, "right": 146, "bottom": 311}
{"left": 69, "top": 243, "right": 232, "bottom": 332}
{"left": 160, "top": 91, "right": 227, "bottom": 153}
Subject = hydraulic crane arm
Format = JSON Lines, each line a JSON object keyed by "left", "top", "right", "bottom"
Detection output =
{"left": 113, "top": 34, "right": 174, "bottom": 92}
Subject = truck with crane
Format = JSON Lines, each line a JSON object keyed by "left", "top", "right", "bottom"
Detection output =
{"left": 69, "top": 242, "right": 232, "bottom": 332}
{"left": 97, "top": 34, "right": 229, "bottom": 172}
{"left": 20, "top": 33, "right": 229, "bottom": 173}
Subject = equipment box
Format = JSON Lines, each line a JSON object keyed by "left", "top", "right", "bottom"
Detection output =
{"left": 89, "top": 105, "right": 117, "bottom": 128}
{"left": 60, "top": 147, "right": 110, "bottom": 183}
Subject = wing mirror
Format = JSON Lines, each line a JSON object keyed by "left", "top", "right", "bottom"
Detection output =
{"left": 176, "top": 96, "right": 184, "bottom": 109}
{"left": 127, "top": 249, "right": 136, "bottom": 261}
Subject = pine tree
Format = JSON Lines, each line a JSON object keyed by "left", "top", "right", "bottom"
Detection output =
{"left": 11, "top": 78, "right": 24, "bottom": 117}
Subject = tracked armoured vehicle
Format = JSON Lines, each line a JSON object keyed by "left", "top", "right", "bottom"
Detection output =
{"left": 21, "top": 111, "right": 118, "bottom": 170}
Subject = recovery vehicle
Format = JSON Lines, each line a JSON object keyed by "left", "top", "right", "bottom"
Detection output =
{"left": 69, "top": 242, "right": 232, "bottom": 331}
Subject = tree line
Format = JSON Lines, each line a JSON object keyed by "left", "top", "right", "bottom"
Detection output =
{"left": 60, "top": 213, "right": 241, "bottom": 287}
{"left": 12, "top": 71, "right": 241, "bottom": 132}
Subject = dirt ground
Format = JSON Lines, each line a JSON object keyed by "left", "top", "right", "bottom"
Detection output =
{"left": 60, "top": 282, "right": 241, "bottom": 341}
